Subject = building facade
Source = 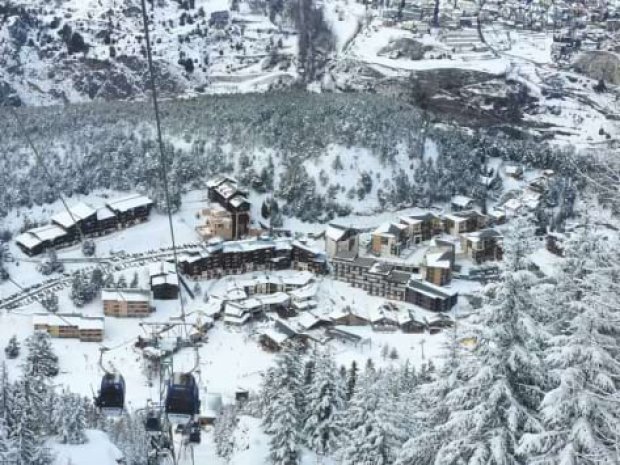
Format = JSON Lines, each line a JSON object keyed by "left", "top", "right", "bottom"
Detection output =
{"left": 102, "top": 289, "right": 153, "bottom": 317}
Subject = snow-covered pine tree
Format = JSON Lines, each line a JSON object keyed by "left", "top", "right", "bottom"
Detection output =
{"left": 396, "top": 331, "right": 464, "bottom": 465}
{"left": 269, "top": 388, "right": 300, "bottom": 465}
{"left": 59, "top": 391, "right": 88, "bottom": 444}
{"left": 262, "top": 348, "right": 303, "bottom": 434}
{"left": 0, "top": 418, "right": 18, "bottom": 463}
{"left": 409, "top": 217, "right": 547, "bottom": 465}
{"left": 345, "top": 360, "right": 358, "bottom": 401}
{"left": 25, "top": 332, "right": 59, "bottom": 377}
{"left": 70, "top": 272, "right": 87, "bottom": 307}
{"left": 214, "top": 405, "right": 237, "bottom": 461}
{"left": 340, "top": 362, "right": 388, "bottom": 465}
{"left": 519, "top": 224, "right": 620, "bottom": 465}
{"left": 12, "top": 375, "right": 53, "bottom": 465}
{"left": 41, "top": 292, "right": 59, "bottom": 313}
{"left": 302, "top": 349, "right": 346, "bottom": 455}
{"left": 4, "top": 335, "right": 20, "bottom": 359}
{"left": 129, "top": 271, "right": 139, "bottom": 288}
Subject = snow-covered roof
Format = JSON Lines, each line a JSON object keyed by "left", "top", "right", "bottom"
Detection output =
{"left": 259, "top": 328, "right": 290, "bottom": 345}
{"left": 51, "top": 203, "right": 96, "bottom": 228}
{"left": 451, "top": 195, "right": 474, "bottom": 207}
{"left": 443, "top": 213, "right": 468, "bottom": 223}
{"left": 373, "top": 222, "right": 408, "bottom": 237}
{"left": 224, "top": 313, "right": 251, "bottom": 325}
{"left": 215, "top": 181, "right": 239, "bottom": 200}
{"left": 33, "top": 313, "right": 104, "bottom": 331}
{"left": 329, "top": 307, "right": 369, "bottom": 321}
{"left": 368, "top": 305, "right": 399, "bottom": 324}
{"left": 399, "top": 216, "right": 423, "bottom": 226}
{"left": 29, "top": 224, "right": 68, "bottom": 242}
{"left": 292, "top": 299, "right": 318, "bottom": 311}
{"left": 200, "top": 298, "right": 224, "bottom": 317}
{"left": 296, "top": 312, "right": 326, "bottom": 330}
{"left": 96, "top": 206, "right": 117, "bottom": 221}
{"left": 15, "top": 232, "right": 43, "bottom": 249}
{"left": 229, "top": 195, "right": 249, "bottom": 208}
{"left": 149, "top": 261, "right": 176, "bottom": 278}
{"left": 289, "top": 284, "right": 317, "bottom": 301}
{"left": 325, "top": 225, "right": 348, "bottom": 241}
{"left": 107, "top": 194, "right": 153, "bottom": 213}
{"left": 463, "top": 228, "right": 502, "bottom": 241}
{"left": 151, "top": 274, "right": 179, "bottom": 287}
{"left": 206, "top": 175, "right": 236, "bottom": 189}
{"left": 424, "top": 250, "right": 452, "bottom": 269}
{"left": 256, "top": 292, "right": 290, "bottom": 306}
{"left": 101, "top": 288, "right": 151, "bottom": 302}
{"left": 407, "top": 278, "right": 458, "bottom": 299}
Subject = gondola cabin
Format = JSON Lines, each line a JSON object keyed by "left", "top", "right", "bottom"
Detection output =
{"left": 165, "top": 373, "right": 200, "bottom": 422}
{"left": 96, "top": 373, "right": 125, "bottom": 412}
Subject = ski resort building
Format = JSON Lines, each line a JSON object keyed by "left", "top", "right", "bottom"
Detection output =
{"left": 405, "top": 279, "right": 458, "bottom": 312}
{"left": 461, "top": 229, "right": 504, "bottom": 264}
{"left": 324, "top": 225, "right": 360, "bottom": 258}
{"left": 102, "top": 289, "right": 154, "bottom": 318}
{"left": 399, "top": 212, "right": 444, "bottom": 243}
{"left": 149, "top": 262, "right": 180, "bottom": 300}
{"left": 33, "top": 313, "right": 104, "bottom": 342}
{"left": 199, "top": 176, "right": 251, "bottom": 241}
{"left": 444, "top": 210, "right": 488, "bottom": 236}
{"left": 331, "top": 254, "right": 412, "bottom": 301}
{"left": 370, "top": 222, "right": 409, "bottom": 257}
{"left": 15, "top": 194, "right": 153, "bottom": 256}
{"left": 178, "top": 237, "right": 326, "bottom": 279}
{"left": 420, "top": 241, "right": 455, "bottom": 286}
{"left": 15, "top": 224, "right": 68, "bottom": 256}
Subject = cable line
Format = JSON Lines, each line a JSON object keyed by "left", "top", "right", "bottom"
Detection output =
{"left": 8, "top": 106, "right": 87, "bottom": 247}
{"left": 138, "top": 0, "right": 188, "bottom": 337}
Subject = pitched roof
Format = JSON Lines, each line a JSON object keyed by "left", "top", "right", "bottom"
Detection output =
{"left": 451, "top": 195, "right": 474, "bottom": 207}
{"left": 407, "top": 278, "right": 458, "bottom": 299}
{"left": 101, "top": 288, "right": 152, "bottom": 302}
{"left": 51, "top": 203, "right": 96, "bottom": 228}
{"left": 107, "top": 194, "right": 153, "bottom": 213}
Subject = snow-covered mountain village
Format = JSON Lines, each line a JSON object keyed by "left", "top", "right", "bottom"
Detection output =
{"left": 0, "top": 0, "right": 619, "bottom": 463}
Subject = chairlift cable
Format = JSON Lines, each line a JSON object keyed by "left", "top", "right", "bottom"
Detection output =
{"left": 138, "top": 0, "right": 188, "bottom": 341}
{"left": 7, "top": 106, "right": 88, "bottom": 249}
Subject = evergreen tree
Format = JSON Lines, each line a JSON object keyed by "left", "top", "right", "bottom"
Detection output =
{"left": 302, "top": 349, "right": 345, "bottom": 455}
{"left": 60, "top": 391, "right": 88, "bottom": 444}
{"left": 263, "top": 349, "right": 303, "bottom": 434}
{"left": 519, "top": 225, "right": 620, "bottom": 465}
{"left": 41, "top": 292, "right": 59, "bottom": 313}
{"left": 269, "top": 389, "right": 300, "bottom": 465}
{"left": 408, "top": 220, "right": 546, "bottom": 465}
{"left": 0, "top": 418, "right": 18, "bottom": 463}
{"left": 129, "top": 271, "right": 139, "bottom": 289}
{"left": 70, "top": 272, "right": 87, "bottom": 307}
{"left": 345, "top": 360, "right": 358, "bottom": 401}
{"left": 4, "top": 335, "right": 20, "bottom": 359}
{"left": 214, "top": 405, "right": 237, "bottom": 461}
{"left": 25, "top": 332, "right": 59, "bottom": 378}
